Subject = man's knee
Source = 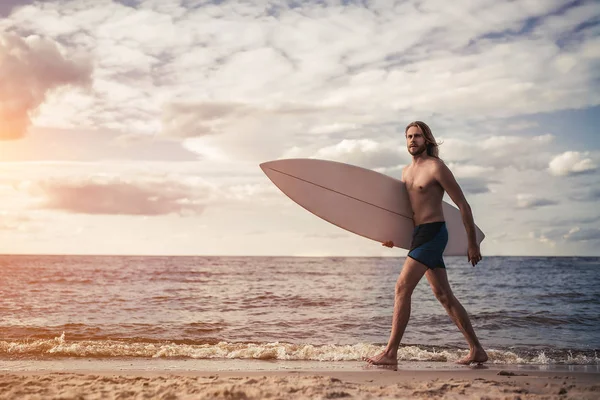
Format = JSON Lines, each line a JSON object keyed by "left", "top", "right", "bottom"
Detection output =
{"left": 432, "top": 288, "right": 453, "bottom": 307}
{"left": 395, "top": 280, "right": 415, "bottom": 297}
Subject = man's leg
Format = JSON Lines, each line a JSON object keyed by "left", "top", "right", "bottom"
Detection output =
{"left": 366, "top": 257, "right": 428, "bottom": 365}
{"left": 425, "top": 267, "right": 488, "bottom": 364}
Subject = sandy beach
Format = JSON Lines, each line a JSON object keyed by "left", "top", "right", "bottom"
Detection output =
{"left": 2, "top": 362, "right": 599, "bottom": 400}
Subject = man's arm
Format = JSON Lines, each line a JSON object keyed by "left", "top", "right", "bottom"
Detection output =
{"left": 382, "top": 166, "right": 409, "bottom": 248}
{"left": 433, "top": 161, "right": 482, "bottom": 266}
{"left": 382, "top": 166, "right": 410, "bottom": 249}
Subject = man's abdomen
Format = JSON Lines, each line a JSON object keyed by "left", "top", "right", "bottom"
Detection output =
{"left": 409, "top": 194, "right": 445, "bottom": 226}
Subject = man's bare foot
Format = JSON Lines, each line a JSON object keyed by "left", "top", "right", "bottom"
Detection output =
{"left": 456, "top": 347, "right": 488, "bottom": 365}
{"left": 365, "top": 351, "right": 398, "bottom": 366}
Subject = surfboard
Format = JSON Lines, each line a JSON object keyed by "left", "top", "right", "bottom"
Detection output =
{"left": 260, "top": 158, "right": 484, "bottom": 256}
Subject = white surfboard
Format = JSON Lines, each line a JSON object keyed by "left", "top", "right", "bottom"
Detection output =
{"left": 260, "top": 158, "right": 484, "bottom": 256}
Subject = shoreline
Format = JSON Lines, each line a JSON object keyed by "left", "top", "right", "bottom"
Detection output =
{"left": 2, "top": 362, "right": 599, "bottom": 399}
{"left": 3, "top": 358, "right": 600, "bottom": 373}
{"left": 2, "top": 360, "right": 599, "bottom": 399}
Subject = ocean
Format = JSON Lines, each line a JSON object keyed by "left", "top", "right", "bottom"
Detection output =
{"left": 1, "top": 255, "right": 599, "bottom": 367}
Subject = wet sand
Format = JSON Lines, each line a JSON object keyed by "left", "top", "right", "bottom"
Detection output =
{"left": 1, "top": 360, "right": 599, "bottom": 399}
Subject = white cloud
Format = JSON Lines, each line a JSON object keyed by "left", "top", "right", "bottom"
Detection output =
{"left": 455, "top": 178, "right": 493, "bottom": 195}
{"left": 181, "top": 138, "right": 229, "bottom": 162}
{"left": 224, "top": 183, "right": 279, "bottom": 202}
{"left": 1, "top": 0, "right": 599, "bottom": 256}
{"left": 440, "top": 134, "right": 554, "bottom": 170}
{"left": 281, "top": 146, "right": 305, "bottom": 159}
{"left": 161, "top": 102, "right": 247, "bottom": 138}
{"left": 516, "top": 194, "right": 558, "bottom": 209}
{"left": 160, "top": 102, "right": 340, "bottom": 163}
{"left": 548, "top": 151, "right": 598, "bottom": 176}
{"left": 569, "top": 187, "right": 600, "bottom": 202}
{"left": 480, "top": 133, "right": 553, "bottom": 152}
{"left": 0, "top": 33, "right": 92, "bottom": 140}
{"left": 563, "top": 227, "right": 600, "bottom": 242}
{"left": 160, "top": 101, "right": 325, "bottom": 139}
{"left": 528, "top": 231, "right": 556, "bottom": 248}
{"left": 505, "top": 121, "right": 539, "bottom": 131}
{"left": 0, "top": 0, "right": 597, "bottom": 144}
{"left": 447, "top": 163, "right": 495, "bottom": 178}
{"left": 534, "top": 1, "right": 600, "bottom": 41}
{"left": 109, "top": 132, "right": 155, "bottom": 148}
{"left": 0, "top": 160, "right": 284, "bottom": 215}
{"left": 0, "top": 1, "right": 34, "bottom": 17}
{"left": 309, "top": 123, "right": 360, "bottom": 135}
{"left": 442, "top": 163, "right": 498, "bottom": 195}
{"left": 0, "top": 211, "right": 32, "bottom": 231}
{"left": 33, "top": 176, "right": 208, "bottom": 216}
{"left": 313, "top": 139, "right": 408, "bottom": 169}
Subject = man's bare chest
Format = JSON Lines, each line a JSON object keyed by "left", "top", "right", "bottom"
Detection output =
{"left": 404, "top": 170, "right": 439, "bottom": 194}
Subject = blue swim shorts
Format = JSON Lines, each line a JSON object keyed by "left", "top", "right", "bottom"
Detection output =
{"left": 407, "top": 221, "right": 448, "bottom": 269}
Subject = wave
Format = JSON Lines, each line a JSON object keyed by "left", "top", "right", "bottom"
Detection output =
{"left": 1, "top": 333, "right": 598, "bottom": 365}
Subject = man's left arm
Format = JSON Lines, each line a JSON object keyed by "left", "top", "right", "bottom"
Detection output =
{"left": 434, "top": 162, "right": 482, "bottom": 266}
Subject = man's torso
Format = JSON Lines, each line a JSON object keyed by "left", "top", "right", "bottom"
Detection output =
{"left": 403, "top": 159, "right": 445, "bottom": 226}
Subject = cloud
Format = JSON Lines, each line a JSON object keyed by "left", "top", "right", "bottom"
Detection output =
{"left": 0, "top": 211, "right": 32, "bottom": 231}
{"left": 1, "top": 1, "right": 599, "bottom": 256}
{"left": 181, "top": 138, "right": 230, "bottom": 161}
{"left": 527, "top": 224, "right": 600, "bottom": 247}
{"left": 442, "top": 163, "right": 497, "bottom": 195}
{"left": 161, "top": 102, "right": 249, "bottom": 138}
{"left": 1, "top": 160, "right": 284, "bottom": 214}
{"left": 0, "top": 33, "right": 92, "bottom": 140}
{"left": 33, "top": 176, "right": 208, "bottom": 216}
{"left": 505, "top": 121, "right": 540, "bottom": 131}
{"left": 223, "top": 182, "right": 280, "bottom": 202}
{"left": 0, "top": 0, "right": 34, "bottom": 17}
{"left": 312, "top": 139, "right": 408, "bottom": 169}
{"left": 528, "top": 215, "right": 600, "bottom": 228}
{"left": 569, "top": 187, "right": 600, "bottom": 202}
{"left": 161, "top": 101, "right": 332, "bottom": 140}
{"left": 304, "top": 232, "right": 350, "bottom": 239}
{"left": 548, "top": 151, "right": 598, "bottom": 176}
{"left": 448, "top": 163, "right": 496, "bottom": 176}
{"left": 441, "top": 134, "right": 554, "bottom": 170}
{"left": 528, "top": 231, "right": 556, "bottom": 248}
{"left": 165, "top": 101, "right": 366, "bottom": 162}
{"left": 456, "top": 177, "right": 492, "bottom": 195}
{"left": 309, "top": 123, "right": 360, "bottom": 135}
{"left": 563, "top": 227, "right": 600, "bottom": 242}
{"left": 1, "top": 0, "right": 597, "bottom": 145}
{"left": 109, "top": 132, "right": 156, "bottom": 148}
{"left": 516, "top": 194, "right": 558, "bottom": 209}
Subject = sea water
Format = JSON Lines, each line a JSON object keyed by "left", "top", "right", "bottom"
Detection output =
{"left": 1, "top": 255, "right": 599, "bottom": 366}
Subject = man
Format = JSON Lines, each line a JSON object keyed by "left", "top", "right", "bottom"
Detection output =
{"left": 366, "top": 121, "right": 488, "bottom": 366}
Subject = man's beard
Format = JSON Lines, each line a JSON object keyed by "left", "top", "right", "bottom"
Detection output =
{"left": 409, "top": 144, "right": 427, "bottom": 156}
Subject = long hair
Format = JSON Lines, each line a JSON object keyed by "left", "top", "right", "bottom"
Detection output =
{"left": 405, "top": 121, "right": 441, "bottom": 159}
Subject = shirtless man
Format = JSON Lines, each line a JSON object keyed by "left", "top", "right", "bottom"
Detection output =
{"left": 366, "top": 121, "right": 488, "bottom": 366}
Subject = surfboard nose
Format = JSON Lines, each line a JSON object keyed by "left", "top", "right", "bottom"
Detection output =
{"left": 259, "top": 159, "right": 295, "bottom": 174}
{"left": 259, "top": 161, "right": 273, "bottom": 172}
{"left": 259, "top": 160, "right": 286, "bottom": 181}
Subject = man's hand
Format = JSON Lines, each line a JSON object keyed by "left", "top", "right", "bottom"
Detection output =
{"left": 468, "top": 243, "right": 482, "bottom": 266}
{"left": 382, "top": 241, "right": 394, "bottom": 248}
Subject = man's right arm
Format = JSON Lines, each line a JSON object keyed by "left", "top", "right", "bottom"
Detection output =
{"left": 382, "top": 166, "right": 408, "bottom": 249}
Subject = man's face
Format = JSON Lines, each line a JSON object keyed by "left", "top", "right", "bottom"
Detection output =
{"left": 406, "top": 125, "right": 426, "bottom": 156}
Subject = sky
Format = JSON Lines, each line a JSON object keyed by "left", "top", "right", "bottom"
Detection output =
{"left": 0, "top": 0, "right": 599, "bottom": 257}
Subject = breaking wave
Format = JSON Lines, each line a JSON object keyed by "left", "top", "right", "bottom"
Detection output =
{"left": 2, "top": 333, "right": 598, "bottom": 365}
